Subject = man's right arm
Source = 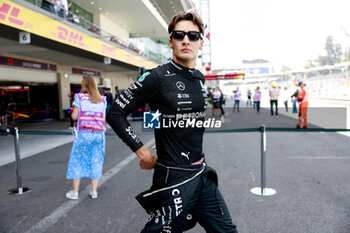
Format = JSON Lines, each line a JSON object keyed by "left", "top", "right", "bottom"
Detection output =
{"left": 106, "top": 71, "right": 159, "bottom": 169}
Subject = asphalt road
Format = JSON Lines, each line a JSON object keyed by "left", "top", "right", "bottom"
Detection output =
{"left": 0, "top": 105, "right": 350, "bottom": 233}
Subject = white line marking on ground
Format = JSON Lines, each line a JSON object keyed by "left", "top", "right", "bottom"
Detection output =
{"left": 288, "top": 156, "right": 350, "bottom": 159}
{"left": 9, "top": 214, "right": 29, "bottom": 233}
{"left": 24, "top": 139, "right": 155, "bottom": 233}
{"left": 338, "top": 132, "right": 350, "bottom": 137}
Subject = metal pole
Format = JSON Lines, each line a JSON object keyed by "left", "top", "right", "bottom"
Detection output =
{"left": 250, "top": 125, "right": 277, "bottom": 196}
{"left": 84, "top": 19, "right": 88, "bottom": 30}
{"left": 261, "top": 125, "right": 266, "bottom": 194}
{"left": 8, "top": 127, "right": 32, "bottom": 195}
{"left": 13, "top": 127, "right": 23, "bottom": 194}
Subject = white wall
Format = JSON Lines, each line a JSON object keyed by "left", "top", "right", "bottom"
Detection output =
{"left": 0, "top": 66, "right": 57, "bottom": 83}
{"left": 104, "top": 71, "right": 139, "bottom": 97}
{"left": 70, "top": 74, "right": 100, "bottom": 85}
{"left": 95, "top": 14, "right": 129, "bottom": 42}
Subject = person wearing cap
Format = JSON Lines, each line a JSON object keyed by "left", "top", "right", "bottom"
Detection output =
{"left": 269, "top": 81, "right": 279, "bottom": 117}
{"left": 296, "top": 81, "right": 309, "bottom": 128}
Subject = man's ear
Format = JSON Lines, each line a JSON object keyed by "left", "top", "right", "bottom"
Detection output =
{"left": 169, "top": 38, "right": 173, "bottom": 49}
{"left": 199, "top": 39, "right": 204, "bottom": 50}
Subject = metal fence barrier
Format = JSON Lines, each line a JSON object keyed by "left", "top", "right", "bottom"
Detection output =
{"left": 1, "top": 126, "right": 349, "bottom": 196}
{"left": 1, "top": 127, "right": 32, "bottom": 195}
{"left": 250, "top": 126, "right": 277, "bottom": 196}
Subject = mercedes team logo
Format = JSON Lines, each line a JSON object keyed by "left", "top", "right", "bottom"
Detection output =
{"left": 176, "top": 81, "right": 185, "bottom": 91}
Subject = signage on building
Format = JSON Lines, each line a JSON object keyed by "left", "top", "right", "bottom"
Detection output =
{"left": 247, "top": 67, "right": 269, "bottom": 74}
{"left": 0, "top": 55, "right": 57, "bottom": 71}
{"left": 72, "top": 67, "right": 101, "bottom": 77}
{"left": 204, "top": 73, "right": 245, "bottom": 80}
{"left": 0, "top": 0, "right": 157, "bottom": 69}
{"left": 19, "top": 31, "right": 30, "bottom": 44}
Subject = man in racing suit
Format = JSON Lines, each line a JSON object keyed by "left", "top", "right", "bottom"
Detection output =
{"left": 107, "top": 11, "right": 238, "bottom": 233}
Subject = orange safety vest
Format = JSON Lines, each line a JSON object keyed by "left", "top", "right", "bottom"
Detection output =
{"left": 297, "top": 87, "right": 309, "bottom": 128}
{"left": 297, "top": 87, "right": 309, "bottom": 103}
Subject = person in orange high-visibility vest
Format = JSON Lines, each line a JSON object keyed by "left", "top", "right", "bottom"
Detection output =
{"left": 296, "top": 81, "right": 309, "bottom": 128}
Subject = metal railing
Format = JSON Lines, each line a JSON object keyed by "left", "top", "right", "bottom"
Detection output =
{"left": 2, "top": 125, "right": 350, "bottom": 196}
{"left": 1, "top": 127, "right": 32, "bottom": 194}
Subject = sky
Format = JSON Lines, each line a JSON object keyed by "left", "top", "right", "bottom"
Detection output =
{"left": 203, "top": 0, "right": 350, "bottom": 71}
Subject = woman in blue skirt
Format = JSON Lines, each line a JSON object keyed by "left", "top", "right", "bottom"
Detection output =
{"left": 66, "top": 76, "right": 106, "bottom": 200}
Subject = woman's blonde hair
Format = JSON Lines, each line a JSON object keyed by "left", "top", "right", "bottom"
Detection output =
{"left": 81, "top": 76, "right": 103, "bottom": 103}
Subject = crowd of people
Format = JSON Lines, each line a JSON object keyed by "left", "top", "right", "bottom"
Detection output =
{"left": 207, "top": 81, "right": 309, "bottom": 128}
{"left": 110, "top": 36, "right": 141, "bottom": 55}
{"left": 41, "top": 0, "right": 69, "bottom": 18}
{"left": 40, "top": 0, "right": 142, "bottom": 54}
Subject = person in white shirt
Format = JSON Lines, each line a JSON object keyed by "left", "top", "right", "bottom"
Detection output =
{"left": 280, "top": 87, "right": 290, "bottom": 112}
{"left": 57, "top": 0, "right": 68, "bottom": 18}
{"left": 269, "top": 82, "right": 279, "bottom": 117}
{"left": 253, "top": 86, "right": 262, "bottom": 113}
{"left": 232, "top": 87, "right": 241, "bottom": 112}
{"left": 212, "top": 87, "right": 222, "bottom": 117}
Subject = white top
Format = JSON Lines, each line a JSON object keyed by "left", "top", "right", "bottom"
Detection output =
{"left": 269, "top": 88, "right": 279, "bottom": 100}
{"left": 280, "top": 89, "right": 291, "bottom": 101}
{"left": 234, "top": 90, "right": 241, "bottom": 100}
{"left": 212, "top": 90, "right": 221, "bottom": 100}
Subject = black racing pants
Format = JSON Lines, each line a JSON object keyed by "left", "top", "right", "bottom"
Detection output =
{"left": 137, "top": 164, "right": 238, "bottom": 233}
{"left": 183, "top": 172, "right": 237, "bottom": 233}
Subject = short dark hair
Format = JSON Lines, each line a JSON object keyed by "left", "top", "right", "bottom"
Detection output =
{"left": 168, "top": 11, "right": 204, "bottom": 35}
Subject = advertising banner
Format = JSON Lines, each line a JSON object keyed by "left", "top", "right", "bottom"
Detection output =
{"left": 0, "top": 0, "right": 158, "bottom": 69}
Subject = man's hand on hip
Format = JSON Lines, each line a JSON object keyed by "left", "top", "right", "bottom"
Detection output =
{"left": 135, "top": 146, "right": 158, "bottom": 170}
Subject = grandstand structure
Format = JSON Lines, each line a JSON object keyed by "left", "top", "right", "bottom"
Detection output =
{"left": 0, "top": 0, "right": 196, "bottom": 120}
{"left": 213, "top": 62, "right": 350, "bottom": 99}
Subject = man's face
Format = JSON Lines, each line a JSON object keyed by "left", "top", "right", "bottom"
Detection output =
{"left": 169, "top": 20, "right": 204, "bottom": 65}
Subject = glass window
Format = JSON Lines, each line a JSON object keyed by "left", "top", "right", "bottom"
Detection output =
{"left": 68, "top": 1, "right": 94, "bottom": 29}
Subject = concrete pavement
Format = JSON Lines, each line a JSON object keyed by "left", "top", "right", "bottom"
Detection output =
{"left": 0, "top": 106, "right": 350, "bottom": 232}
